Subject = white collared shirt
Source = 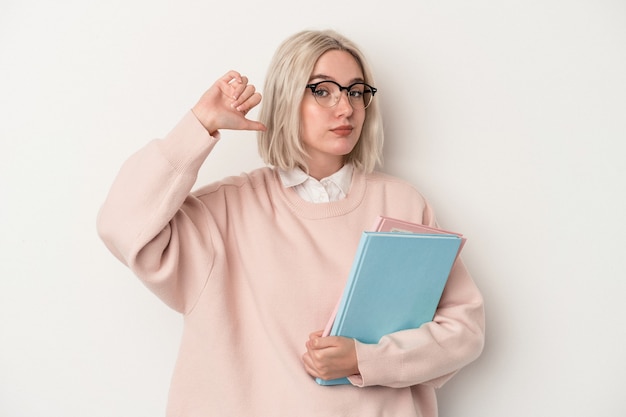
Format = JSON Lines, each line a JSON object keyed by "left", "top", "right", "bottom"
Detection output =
{"left": 278, "top": 164, "right": 354, "bottom": 203}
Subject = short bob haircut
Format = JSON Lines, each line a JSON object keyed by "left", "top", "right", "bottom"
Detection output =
{"left": 258, "top": 30, "right": 384, "bottom": 174}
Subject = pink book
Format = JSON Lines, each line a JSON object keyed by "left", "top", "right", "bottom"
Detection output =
{"left": 370, "top": 216, "right": 467, "bottom": 253}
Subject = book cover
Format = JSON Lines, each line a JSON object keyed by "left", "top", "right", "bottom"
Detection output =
{"left": 316, "top": 227, "right": 463, "bottom": 386}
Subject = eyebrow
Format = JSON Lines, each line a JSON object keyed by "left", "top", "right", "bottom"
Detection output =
{"left": 308, "top": 73, "right": 366, "bottom": 84}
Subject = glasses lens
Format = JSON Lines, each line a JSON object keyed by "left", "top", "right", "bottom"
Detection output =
{"left": 311, "top": 81, "right": 340, "bottom": 107}
{"left": 348, "top": 83, "right": 373, "bottom": 109}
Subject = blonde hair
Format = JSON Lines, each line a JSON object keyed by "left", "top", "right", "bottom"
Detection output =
{"left": 257, "top": 29, "right": 384, "bottom": 173}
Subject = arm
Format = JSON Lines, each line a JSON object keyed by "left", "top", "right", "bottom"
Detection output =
{"left": 351, "top": 257, "right": 485, "bottom": 388}
{"left": 96, "top": 71, "right": 265, "bottom": 313}
{"left": 301, "top": 259, "right": 484, "bottom": 387}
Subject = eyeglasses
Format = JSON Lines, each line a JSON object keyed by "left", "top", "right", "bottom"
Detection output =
{"left": 305, "top": 80, "right": 377, "bottom": 109}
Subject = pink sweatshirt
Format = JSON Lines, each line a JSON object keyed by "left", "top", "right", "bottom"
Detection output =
{"left": 97, "top": 112, "right": 485, "bottom": 417}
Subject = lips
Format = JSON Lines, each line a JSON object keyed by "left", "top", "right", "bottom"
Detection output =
{"left": 331, "top": 125, "right": 353, "bottom": 136}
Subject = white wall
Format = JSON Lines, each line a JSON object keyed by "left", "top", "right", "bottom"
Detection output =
{"left": 1, "top": 1, "right": 625, "bottom": 416}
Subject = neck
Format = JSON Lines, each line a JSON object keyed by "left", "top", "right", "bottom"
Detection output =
{"left": 306, "top": 159, "right": 344, "bottom": 181}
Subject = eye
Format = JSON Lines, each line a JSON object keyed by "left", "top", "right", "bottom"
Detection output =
{"left": 313, "top": 85, "right": 331, "bottom": 98}
{"left": 348, "top": 84, "right": 366, "bottom": 99}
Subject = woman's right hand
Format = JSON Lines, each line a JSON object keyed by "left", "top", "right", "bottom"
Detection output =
{"left": 191, "top": 70, "right": 266, "bottom": 136}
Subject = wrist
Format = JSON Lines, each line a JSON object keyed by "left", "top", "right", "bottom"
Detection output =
{"left": 191, "top": 106, "right": 218, "bottom": 136}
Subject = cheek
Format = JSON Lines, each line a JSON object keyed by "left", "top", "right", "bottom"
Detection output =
{"left": 301, "top": 99, "right": 324, "bottom": 120}
{"left": 354, "top": 114, "right": 366, "bottom": 137}
{"left": 300, "top": 104, "right": 325, "bottom": 136}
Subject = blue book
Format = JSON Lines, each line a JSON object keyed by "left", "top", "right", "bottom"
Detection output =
{"left": 316, "top": 231, "right": 463, "bottom": 385}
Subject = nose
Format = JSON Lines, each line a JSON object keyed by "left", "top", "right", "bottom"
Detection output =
{"left": 335, "top": 90, "right": 354, "bottom": 115}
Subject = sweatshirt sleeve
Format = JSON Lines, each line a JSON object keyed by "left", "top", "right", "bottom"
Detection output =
{"left": 96, "top": 111, "right": 220, "bottom": 313}
{"left": 349, "top": 205, "right": 486, "bottom": 388}
{"left": 350, "top": 258, "right": 485, "bottom": 388}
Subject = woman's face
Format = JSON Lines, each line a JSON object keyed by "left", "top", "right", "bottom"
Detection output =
{"left": 300, "top": 50, "right": 366, "bottom": 179}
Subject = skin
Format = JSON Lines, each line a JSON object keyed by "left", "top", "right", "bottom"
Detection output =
{"left": 191, "top": 50, "right": 362, "bottom": 382}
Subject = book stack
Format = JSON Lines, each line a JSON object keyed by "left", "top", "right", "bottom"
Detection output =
{"left": 316, "top": 216, "right": 466, "bottom": 386}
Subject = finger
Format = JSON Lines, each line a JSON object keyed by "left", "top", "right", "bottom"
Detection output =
{"left": 221, "top": 71, "right": 243, "bottom": 86}
{"left": 234, "top": 92, "right": 262, "bottom": 114}
{"left": 306, "top": 333, "right": 320, "bottom": 349}
{"left": 220, "top": 72, "right": 245, "bottom": 99}
{"left": 233, "top": 85, "right": 260, "bottom": 109}
{"left": 301, "top": 353, "right": 321, "bottom": 378}
{"left": 240, "top": 83, "right": 258, "bottom": 102}
{"left": 308, "top": 330, "right": 324, "bottom": 343}
{"left": 305, "top": 337, "right": 315, "bottom": 351}
{"left": 229, "top": 75, "right": 250, "bottom": 100}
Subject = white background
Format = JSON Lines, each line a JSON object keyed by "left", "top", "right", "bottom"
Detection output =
{"left": 1, "top": 1, "right": 625, "bottom": 416}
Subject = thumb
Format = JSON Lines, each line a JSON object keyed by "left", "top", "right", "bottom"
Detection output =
{"left": 310, "top": 335, "right": 341, "bottom": 350}
{"left": 243, "top": 119, "right": 267, "bottom": 132}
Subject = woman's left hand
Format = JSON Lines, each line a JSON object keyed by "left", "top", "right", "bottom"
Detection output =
{"left": 302, "top": 330, "right": 360, "bottom": 381}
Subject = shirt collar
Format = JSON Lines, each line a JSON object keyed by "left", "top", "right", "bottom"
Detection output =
{"left": 278, "top": 164, "right": 354, "bottom": 194}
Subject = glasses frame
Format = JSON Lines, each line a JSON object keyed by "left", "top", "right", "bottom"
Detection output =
{"left": 305, "top": 80, "right": 378, "bottom": 109}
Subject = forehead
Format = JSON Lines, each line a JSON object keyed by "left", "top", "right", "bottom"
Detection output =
{"left": 310, "top": 50, "right": 364, "bottom": 82}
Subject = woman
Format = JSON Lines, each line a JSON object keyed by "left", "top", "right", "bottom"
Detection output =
{"left": 97, "top": 29, "right": 485, "bottom": 417}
